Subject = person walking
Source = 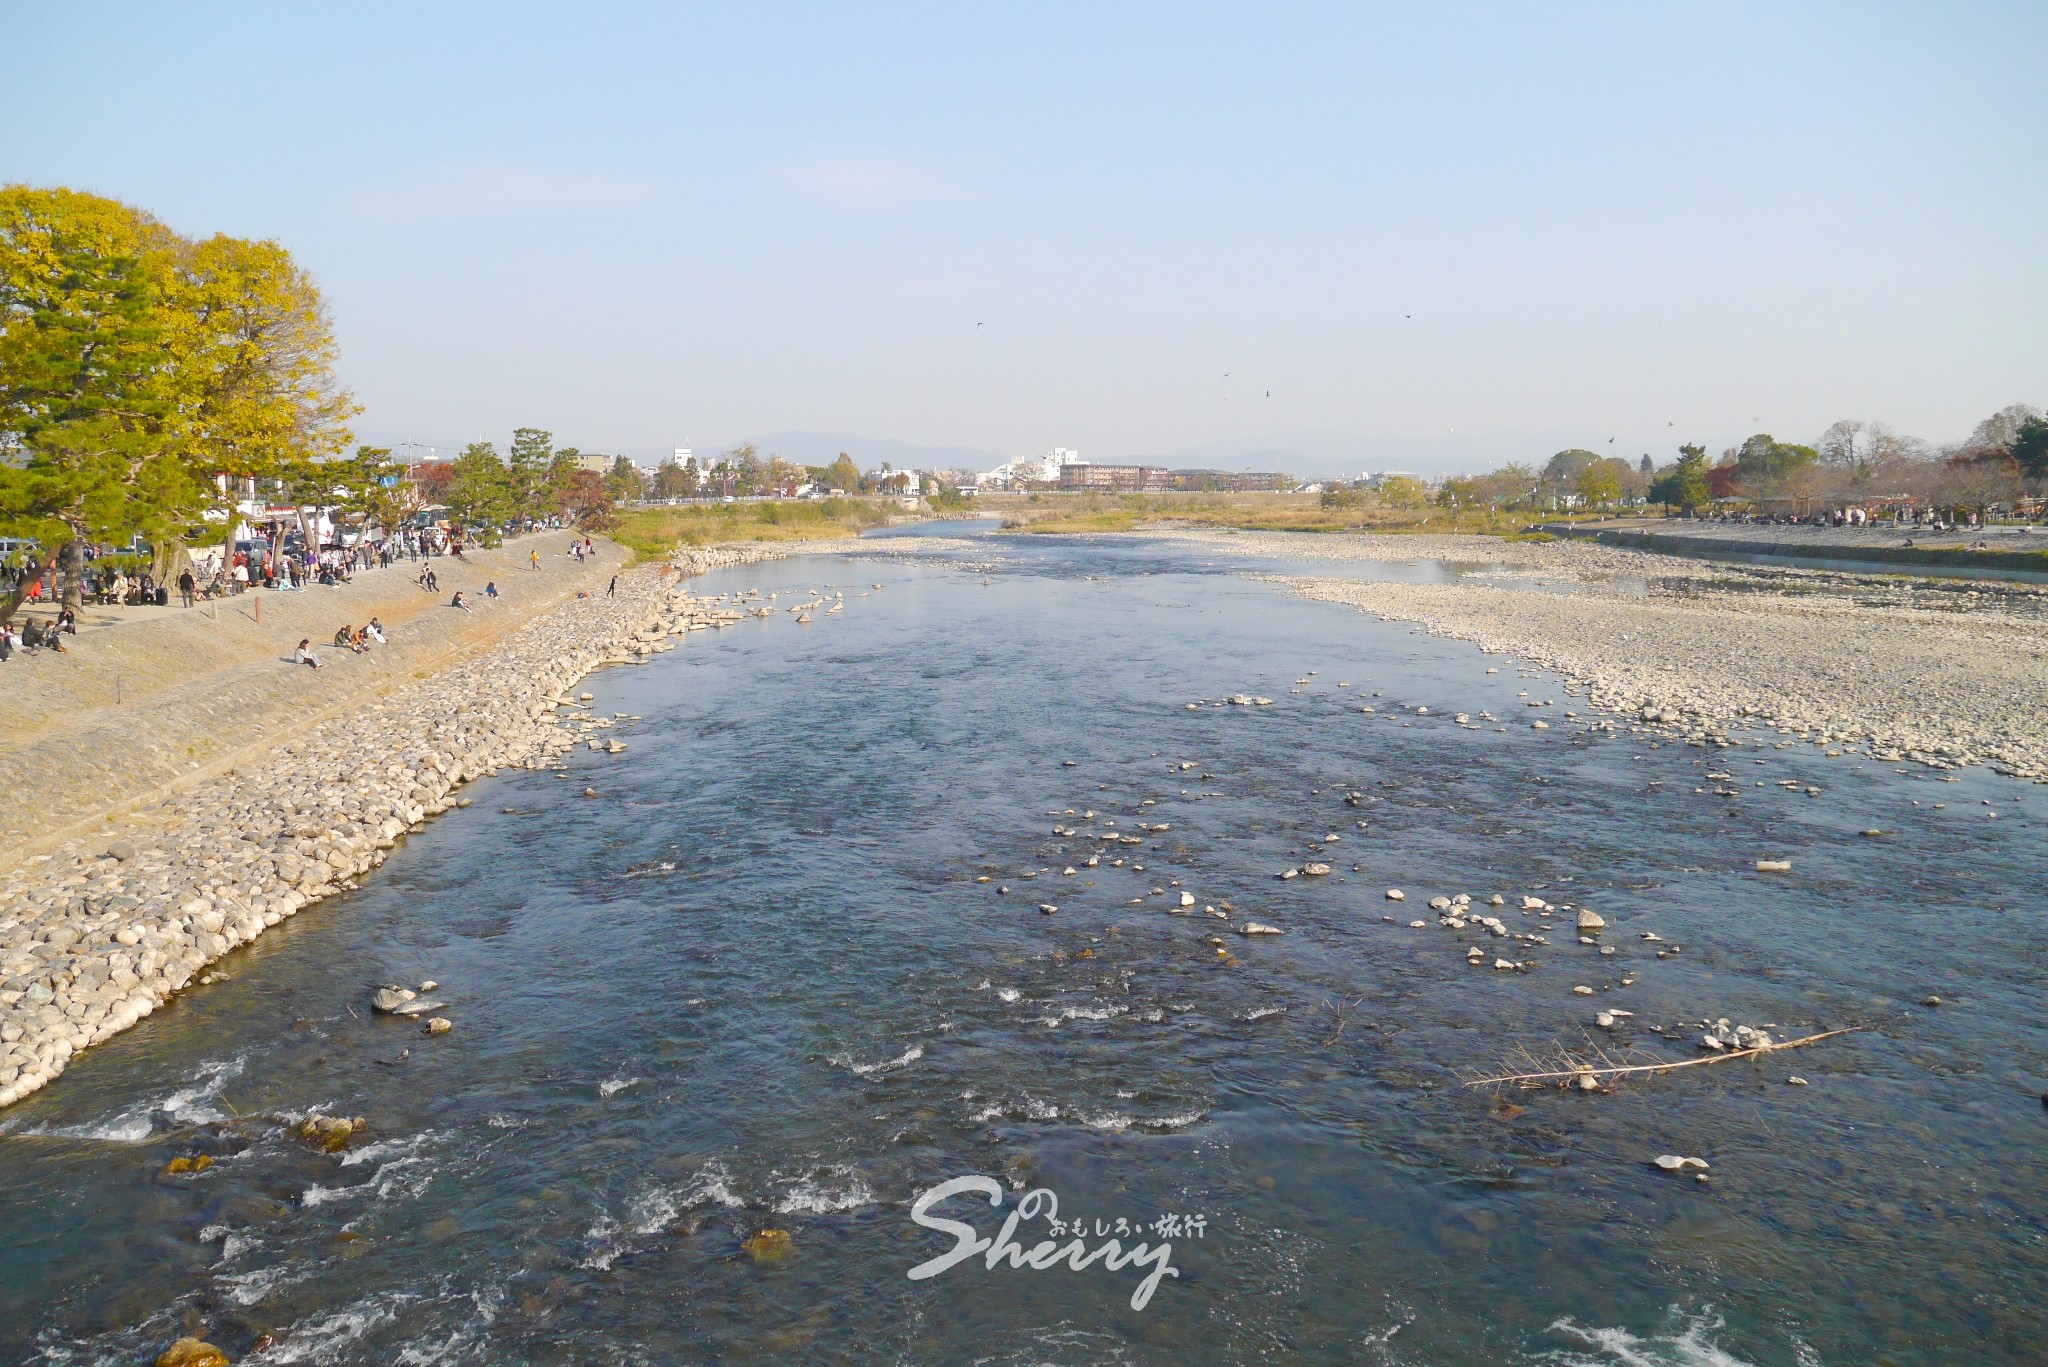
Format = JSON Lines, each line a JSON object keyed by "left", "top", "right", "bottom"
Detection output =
{"left": 607, "top": 574, "right": 617, "bottom": 599}
{"left": 177, "top": 568, "right": 196, "bottom": 608}
{"left": 530, "top": 549, "right": 540, "bottom": 571}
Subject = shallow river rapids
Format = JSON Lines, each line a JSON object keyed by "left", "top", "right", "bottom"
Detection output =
{"left": 4, "top": 528, "right": 2043, "bottom": 1365}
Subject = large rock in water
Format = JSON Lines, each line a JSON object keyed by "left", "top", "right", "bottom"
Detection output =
{"left": 155, "top": 1339, "right": 229, "bottom": 1367}
{"left": 296, "top": 1114, "right": 363, "bottom": 1153}
{"left": 743, "top": 1228, "right": 794, "bottom": 1262}
{"left": 1576, "top": 909, "right": 1606, "bottom": 931}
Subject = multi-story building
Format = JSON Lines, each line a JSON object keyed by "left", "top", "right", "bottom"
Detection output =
{"left": 1170, "top": 469, "right": 1294, "bottom": 492}
{"left": 1057, "top": 463, "right": 1172, "bottom": 492}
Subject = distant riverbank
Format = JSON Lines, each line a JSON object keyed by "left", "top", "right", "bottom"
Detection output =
{"left": 1165, "top": 528, "right": 2048, "bottom": 781}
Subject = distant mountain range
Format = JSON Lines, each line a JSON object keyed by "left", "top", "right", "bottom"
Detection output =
{"left": 1141, "top": 428, "right": 1615, "bottom": 480}
{"left": 734, "top": 431, "right": 1015, "bottom": 472}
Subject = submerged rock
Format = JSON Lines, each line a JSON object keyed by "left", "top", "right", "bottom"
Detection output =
{"left": 155, "top": 1340, "right": 230, "bottom": 1367}
{"left": 743, "top": 1228, "right": 794, "bottom": 1262}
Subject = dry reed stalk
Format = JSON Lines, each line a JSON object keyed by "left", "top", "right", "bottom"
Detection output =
{"left": 1463, "top": 1025, "right": 1868, "bottom": 1090}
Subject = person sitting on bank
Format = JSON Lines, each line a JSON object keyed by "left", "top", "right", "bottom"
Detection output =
{"left": 55, "top": 606, "right": 77, "bottom": 635}
{"left": 294, "top": 638, "right": 322, "bottom": 669}
{"left": 365, "top": 617, "right": 386, "bottom": 644}
{"left": 451, "top": 590, "right": 472, "bottom": 612}
{"left": 484, "top": 580, "right": 499, "bottom": 599}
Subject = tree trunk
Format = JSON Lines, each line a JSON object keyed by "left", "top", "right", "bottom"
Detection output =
{"left": 60, "top": 539, "right": 86, "bottom": 612}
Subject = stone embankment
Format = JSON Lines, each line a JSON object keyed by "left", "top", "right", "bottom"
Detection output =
{"left": 0, "top": 541, "right": 808, "bottom": 1111}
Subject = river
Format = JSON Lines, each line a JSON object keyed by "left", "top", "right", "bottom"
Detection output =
{"left": 4, "top": 527, "right": 2043, "bottom": 1365}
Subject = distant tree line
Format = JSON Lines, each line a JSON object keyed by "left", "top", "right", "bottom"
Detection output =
{"left": 410, "top": 428, "right": 630, "bottom": 534}
{"left": 1424, "top": 403, "right": 2046, "bottom": 518}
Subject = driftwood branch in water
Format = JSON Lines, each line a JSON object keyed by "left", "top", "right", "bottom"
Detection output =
{"left": 1463, "top": 1025, "right": 1870, "bottom": 1090}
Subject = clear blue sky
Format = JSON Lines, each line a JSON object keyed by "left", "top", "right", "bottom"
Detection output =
{"left": 6, "top": 2, "right": 2044, "bottom": 473}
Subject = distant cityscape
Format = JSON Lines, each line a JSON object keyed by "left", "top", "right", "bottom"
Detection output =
{"left": 384, "top": 442, "right": 1429, "bottom": 504}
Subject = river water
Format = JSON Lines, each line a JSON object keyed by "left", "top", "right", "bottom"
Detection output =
{"left": 4, "top": 527, "right": 2044, "bottom": 1366}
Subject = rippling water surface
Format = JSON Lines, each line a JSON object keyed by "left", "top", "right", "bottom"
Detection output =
{"left": 4, "top": 529, "right": 2044, "bottom": 1365}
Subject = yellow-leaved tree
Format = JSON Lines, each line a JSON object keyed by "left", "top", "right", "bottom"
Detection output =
{"left": 0, "top": 184, "right": 355, "bottom": 617}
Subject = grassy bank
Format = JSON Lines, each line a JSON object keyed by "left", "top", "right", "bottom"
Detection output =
{"left": 978, "top": 492, "right": 1557, "bottom": 536}
{"left": 611, "top": 498, "right": 903, "bottom": 560}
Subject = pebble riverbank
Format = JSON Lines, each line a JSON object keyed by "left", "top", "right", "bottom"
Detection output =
{"left": 1181, "top": 530, "right": 2048, "bottom": 780}
{"left": 0, "top": 541, "right": 837, "bottom": 1112}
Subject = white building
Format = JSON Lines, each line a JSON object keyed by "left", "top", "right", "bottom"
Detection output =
{"left": 977, "top": 447, "right": 1083, "bottom": 489}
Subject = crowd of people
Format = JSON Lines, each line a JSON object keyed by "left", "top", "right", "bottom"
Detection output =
{"left": 4, "top": 528, "right": 597, "bottom": 671}
{"left": 1701, "top": 503, "right": 2034, "bottom": 532}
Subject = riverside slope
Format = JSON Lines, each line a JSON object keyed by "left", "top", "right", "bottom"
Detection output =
{"left": 0, "top": 533, "right": 631, "bottom": 863}
{"left": 0, "top": 541, "right": 833, "bottom": 1112}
